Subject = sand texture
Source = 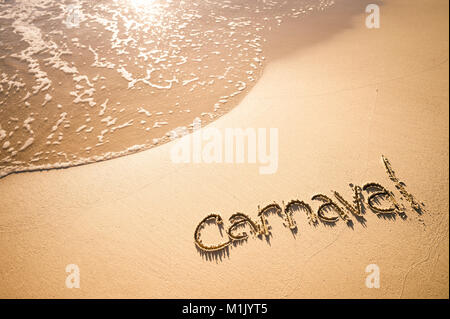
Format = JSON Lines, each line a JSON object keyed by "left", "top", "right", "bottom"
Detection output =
{"left": 0, "top": 0, "right": 448, "bottom": 298}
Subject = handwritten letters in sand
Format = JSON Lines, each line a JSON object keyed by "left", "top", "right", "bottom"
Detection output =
{"left": 194, "top": 155, "right": 425, "bottom": 253}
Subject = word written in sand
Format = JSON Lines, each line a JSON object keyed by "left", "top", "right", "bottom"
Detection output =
{"left": 194, "top": 155, "right": 424, "bottom": 252}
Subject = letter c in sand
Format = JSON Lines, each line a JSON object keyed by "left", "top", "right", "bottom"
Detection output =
{"left": 194, "top": 214, "right": 232, "bottom": 251}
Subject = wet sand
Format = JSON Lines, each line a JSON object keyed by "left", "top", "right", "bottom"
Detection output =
{"left": 0, "top": 0, "right": 448, "bottom": 298}
{"left": 0, "top": 0, "right": 333, "bottom": 179}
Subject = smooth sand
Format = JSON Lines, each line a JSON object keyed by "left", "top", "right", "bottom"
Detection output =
{"left": 0, "top": 0, "right": 448, "bottom": 298}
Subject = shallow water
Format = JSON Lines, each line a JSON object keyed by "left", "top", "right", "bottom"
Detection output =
{"left": 0, "top": 0, "right": 334, "bottom": 178}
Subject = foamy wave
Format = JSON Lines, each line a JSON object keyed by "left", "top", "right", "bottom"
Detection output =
{"left": 0, "top": 0, "right": 334, "bottom": 179}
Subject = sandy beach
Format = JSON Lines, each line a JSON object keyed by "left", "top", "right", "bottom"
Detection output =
{"left": 0, "top": 0, "right": 448, "bottom": 298}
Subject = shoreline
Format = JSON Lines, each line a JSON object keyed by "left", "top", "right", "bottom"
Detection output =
{"left": 0, "top": 0, "right": 332, "bottom": 181}
{"left": 0, "top": 0, "right": 448, "bottom": 298}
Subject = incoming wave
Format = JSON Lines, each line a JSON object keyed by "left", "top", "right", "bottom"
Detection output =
{"left": 0, "top": 0, "right": 334, "bottom": 179}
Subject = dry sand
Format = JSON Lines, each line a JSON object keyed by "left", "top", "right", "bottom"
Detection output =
{"left": 0, "top": 0, "right": 448, "bottom": 298}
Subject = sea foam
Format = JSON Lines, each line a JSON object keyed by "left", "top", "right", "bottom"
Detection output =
{"left": 0, "top": 0, "right": 334, "bottom": 179}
